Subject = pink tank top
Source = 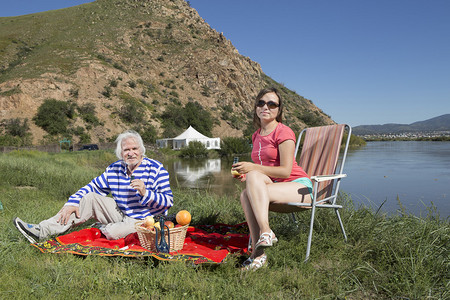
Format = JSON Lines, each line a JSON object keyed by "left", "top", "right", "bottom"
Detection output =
{"left": 251, "top": 123, "right": 309, "bottom": 182}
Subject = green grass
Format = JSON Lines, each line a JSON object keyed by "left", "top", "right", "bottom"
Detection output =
{"left": 0, "top": 150, "right": 448, "bottom": 299}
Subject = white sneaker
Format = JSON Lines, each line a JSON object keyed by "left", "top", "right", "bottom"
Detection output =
{"left": 13, "top": 217, "right": 40, "bottom": 243}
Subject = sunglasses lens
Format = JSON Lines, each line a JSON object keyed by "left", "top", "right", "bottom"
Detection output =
{"left": 267, "top": 102, "right": 279, "bottom": 109}
{"left": 256, "top": 100, "right": 279, "bottom": 109}
{"left": 256, "top": 100, "right": 266, "bottom": 107}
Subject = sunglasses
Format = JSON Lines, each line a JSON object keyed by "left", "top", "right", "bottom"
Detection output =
{"left": 256, "top": 100, "right": 279, "bottom": 109}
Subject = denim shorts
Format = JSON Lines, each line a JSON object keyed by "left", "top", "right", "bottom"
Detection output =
{"left": 291, "top": 177, "right": 314, "bottom": 198}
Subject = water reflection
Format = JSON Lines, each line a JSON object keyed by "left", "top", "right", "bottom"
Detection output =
{"left": 165, "top": 157, "right": 244, "bottom": 197}
{"left": 173, "top": 159, "right": 221, "bottom": 187}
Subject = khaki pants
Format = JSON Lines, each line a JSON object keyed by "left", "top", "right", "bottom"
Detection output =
{"left": 39, "top": 193, "right": 137, "bottom": 240}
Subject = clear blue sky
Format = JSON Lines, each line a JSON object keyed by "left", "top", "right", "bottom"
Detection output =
{"left": 2, "top": 0, "right": 449, "bottom": 127}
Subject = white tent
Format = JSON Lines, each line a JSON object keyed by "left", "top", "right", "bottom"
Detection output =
{"left": 156, "top": 126, "right": 221, "bottom": 150}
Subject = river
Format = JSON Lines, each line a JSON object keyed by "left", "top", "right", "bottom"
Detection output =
{"left": 160, "top": 141, "right": 450, "bottom": 218}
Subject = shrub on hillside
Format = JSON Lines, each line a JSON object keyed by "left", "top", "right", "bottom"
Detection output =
{"left": 33, "top": 99, "right": 76, "bottom": 135}
{"left": 71, "top": 126, "right": 91, "bottom": 144}
{"left": 0, "top": 118, "right": 32, "bottom": 146}
{"left": 4, "top": 118, "right": 30, "bottom": 138}
{"left": 127, "top": 80, "right": 136, "bottom": 88}
{"left": 102, "top": 86, "right": 113, "bottom": 98}
{"left": 298, "top": 110, "right": 323, "bottom": 127}
{"left": 118, "top": 92, "right": 145, "bottom": 124}
{"left": 77, "top": 103, "right": 101, "bottom": 126}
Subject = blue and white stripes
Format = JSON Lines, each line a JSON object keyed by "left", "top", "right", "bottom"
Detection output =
{"left": 66, "top": 158, "right": 173, "bottom": 219}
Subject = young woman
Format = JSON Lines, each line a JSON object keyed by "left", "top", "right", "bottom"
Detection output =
{"left": 232, "top": 87, "right": 313, "bottom": 270}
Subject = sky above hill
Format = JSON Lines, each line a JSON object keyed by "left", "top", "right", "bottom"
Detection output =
{"left": 2, "top": 0, "right": 449, "bottom": 127}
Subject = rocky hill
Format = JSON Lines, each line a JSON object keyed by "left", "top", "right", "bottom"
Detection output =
{"left": 0, "top": 0, "right": 333, "bottom": 146}
{"left": 353, "top": 114, "right": 450, "bottom": 135}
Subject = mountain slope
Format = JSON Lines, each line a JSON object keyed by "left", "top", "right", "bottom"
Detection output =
{"left": 353, "top": 114, "right": 450, "bottom": 135}
{"left": 0, "top": 0, "right": 333, "bottom": 145}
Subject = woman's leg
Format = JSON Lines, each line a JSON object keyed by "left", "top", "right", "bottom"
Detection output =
{"left": 240, "top": 189, "right": 267, "bottom": 261}
{"left": 240, "top": 171, "right": 312, "bottom": 265}
{"left": 244, "top": 171, "right": 274, "bottom": 234}
{"left": 240, "top": 189, "right": 260, "bottom": 254}
{"left": 266, "top": 181, "right": 312, "bottom": 211}
{"left": 241, "top": 170, "right": 278, "bottom": 260}
{"left": 243, "top": 171, "right": 312, "bottom": 242}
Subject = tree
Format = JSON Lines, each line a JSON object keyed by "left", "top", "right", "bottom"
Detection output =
{"left": 33, "top": 99, "right": 75, "bottom": 135}
{"left": 161, "top": 101, "right": 214, "bottom": 137}
{"left": 219, "top": 137, "right": 252, "bottom": 156}
{"left": 134, "top": 124, "right": 158, "bottom": 144}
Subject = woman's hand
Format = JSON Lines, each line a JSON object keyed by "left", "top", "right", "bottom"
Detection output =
{"left": 231, "top": 163, "right": 250, "bottom": 182}
{"left": 231, "top": 139, "right": 296, "bottom": 180}
{"left": 130, "top": 179, "right": 146, "bottom": 196}
{"left": 57, "top": 205, "right": 79, "bottom": 225}
{"left": 238, "top": 173, "right": 247, "bottom": 182}
{"left": 231, "top": 167, "right": 247, "bottom": 182}
{"left": 232, "top": 161, "right": 255, "bottom": 175}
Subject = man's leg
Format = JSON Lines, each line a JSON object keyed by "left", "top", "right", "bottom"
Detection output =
{"left": 99, "top": 216, "right": 137, "bottom": 240}
{"left": 38, "top": 193, "right": 125, "bottom": 240}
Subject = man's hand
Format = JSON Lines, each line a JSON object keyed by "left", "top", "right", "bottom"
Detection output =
{"left": 130, "top": 179, "right": 146, "bottom": 196}
{"left": 57, "top": 205, "right": 80, "bottom": 225}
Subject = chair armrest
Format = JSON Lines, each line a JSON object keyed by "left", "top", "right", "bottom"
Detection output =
{"left": 310, "top": 174, "right": 347, "bottom": 182}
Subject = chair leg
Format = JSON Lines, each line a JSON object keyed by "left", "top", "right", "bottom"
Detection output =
{"left": 335, "top": 209, "right": 347, "bottom": 242}
{"left": 290, "top": 212, "right": 297, "bottom": 223}
{"left": 304, "top": 205, "right": 317, "bottom": 262}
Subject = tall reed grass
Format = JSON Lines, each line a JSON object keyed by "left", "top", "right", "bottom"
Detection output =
{"left": 0, "top": 150, "right": 448, "bottom": 299}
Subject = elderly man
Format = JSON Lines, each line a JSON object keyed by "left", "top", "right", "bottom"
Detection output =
{"left": 13, "top": 130, "right": 173, "bottom": 243}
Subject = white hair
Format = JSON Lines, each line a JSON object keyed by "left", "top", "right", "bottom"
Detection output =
{"left": 114, "top": 130, "right": 146, "bottom": 160}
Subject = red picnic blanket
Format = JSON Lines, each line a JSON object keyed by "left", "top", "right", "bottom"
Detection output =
{"left": 32, "top": 223, "right": 250, "bottom": 265}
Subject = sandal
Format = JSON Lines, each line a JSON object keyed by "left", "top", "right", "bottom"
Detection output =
{"left": 247, "top": 236, "right": 252, "bottom": 252}
{"left": 241, "top": 254, "right": 267, "bottom": 271}
{"left": 242, "top": 257, "right": 254, "bottom": 267}
{"left": 254, "top": 230, "right": 278, "bottom": 251}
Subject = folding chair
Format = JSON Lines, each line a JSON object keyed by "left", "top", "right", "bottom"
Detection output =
{"left": 286, "top": 124, "right": 352, "bottom": 261}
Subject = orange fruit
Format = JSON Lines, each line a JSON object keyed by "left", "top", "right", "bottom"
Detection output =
{"left": 176, "top": 210, "right": 191, "bottom": 226}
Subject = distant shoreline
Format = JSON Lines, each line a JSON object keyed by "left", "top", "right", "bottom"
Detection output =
{"left": 361, "top": 136, "right": 450, "bottom": 142}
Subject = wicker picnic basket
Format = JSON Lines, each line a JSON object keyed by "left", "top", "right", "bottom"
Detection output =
{"left": 135, "top": 221, "right": 188, "bottom": 251}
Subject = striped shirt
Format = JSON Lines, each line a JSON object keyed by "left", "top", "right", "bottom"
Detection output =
{"left": 65, "top": 157, "right": 173, "bottom": 219}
